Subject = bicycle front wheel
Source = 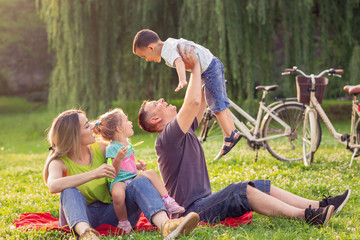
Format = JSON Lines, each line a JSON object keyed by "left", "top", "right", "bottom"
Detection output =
{"left": 262, "top": 103, "right": 321, "bottom": 162}
{"left": 303, "top": 110, "right": 319, "bottom": 166}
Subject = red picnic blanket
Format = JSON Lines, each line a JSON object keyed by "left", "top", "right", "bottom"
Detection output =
{"left": 13, "top": 212, "right": 252, "bottom": 236}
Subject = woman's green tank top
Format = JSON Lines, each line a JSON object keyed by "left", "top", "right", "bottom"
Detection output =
{"left": 60, "top": 142, "right": 112, "bottom": 205}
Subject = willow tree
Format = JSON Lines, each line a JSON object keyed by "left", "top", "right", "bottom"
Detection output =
{"left": 38, "top": 0, "right": 360, "bottom": 116}
{"left": 112, "top": 0, "right": 183, "bottom": 103}
{"left": 179, "top": 0, "right": 360, "bottom": 106}
{"left": 37, "top": 0, "right": 120, "bottom": 117}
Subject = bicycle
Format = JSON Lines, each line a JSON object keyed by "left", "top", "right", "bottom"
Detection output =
{"left": 197, "top": 84, "right": 322, "bottom": 162}
{"left": 282, "top": 66, "right": 360, "bottom": 167}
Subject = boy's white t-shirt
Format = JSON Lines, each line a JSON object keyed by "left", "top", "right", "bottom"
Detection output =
{"left": 161, "top": 38, "right": 214, "bottom": 73}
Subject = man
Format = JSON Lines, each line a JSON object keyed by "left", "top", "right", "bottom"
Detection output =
{"left": 138, "top": 45, "right": 350, "bottom": 227}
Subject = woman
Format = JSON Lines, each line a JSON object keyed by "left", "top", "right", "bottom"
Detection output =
{"left": 43, "top": 110, "right": 199, "bottom": 240}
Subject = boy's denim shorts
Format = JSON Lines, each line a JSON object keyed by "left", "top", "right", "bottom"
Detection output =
{"left": 182, "top": 179, "right": 271, "bottom": 223}
{"left": 201, "top": 57, "right": 230, "bottom": 113}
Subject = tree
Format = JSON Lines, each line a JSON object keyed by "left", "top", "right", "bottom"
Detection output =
{"left": 38, "top": 0, "right": 360, "bottom": 116}
{"left": 0, "top": 0, "right": 52, "bottom": 100}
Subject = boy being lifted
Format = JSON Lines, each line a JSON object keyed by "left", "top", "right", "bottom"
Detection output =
{"left": 133, "top": 29, "right": 241, "bottom": 159}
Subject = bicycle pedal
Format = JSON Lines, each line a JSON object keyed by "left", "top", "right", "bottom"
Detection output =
{"left": 341, "top": 134, "right": 350, "bottom": 142}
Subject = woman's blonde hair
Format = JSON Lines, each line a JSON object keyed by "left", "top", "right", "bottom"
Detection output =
{"left": 43, "top": 109, "right": 85, "bottom": 184}
{"left": 93, "top": 108, "right": 124, "bottom": 141}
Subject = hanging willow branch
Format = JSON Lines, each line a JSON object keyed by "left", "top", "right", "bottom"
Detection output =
{"left": 38, "top": 0, "right": 360, "bottom": 116}
{"left": 37, "top": 0, "right": 120, "bottom": 117}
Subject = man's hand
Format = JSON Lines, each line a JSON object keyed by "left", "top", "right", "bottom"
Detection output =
{"left": 177, "top": 44, "right": 197, "bottom": 70}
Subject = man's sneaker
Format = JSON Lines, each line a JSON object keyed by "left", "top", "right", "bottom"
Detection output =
{"left": 305, "top": 205, "right": 334, "bottom": 227}
{"left": 162, "top": 212, "right": 199, "bottom": 240}
{"left": 117, "top": 220, "right": 132, "bottom": 234}
{"left": 319, "top": 189, "right": 351, "bottom": 214}
{"left": 163, "top": 197, "right": 186, "bottom": 215}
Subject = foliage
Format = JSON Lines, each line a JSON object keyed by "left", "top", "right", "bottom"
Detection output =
{"left": 37, "top": 0, "right": 360, "bottom": 117}
{"left": 37, "top": 0, "right": 121, "bottom": 117}
{"left": 1, "top": 104, "right": 360, "bottom": 239}
{"left": 0, "top": 0, "right": 52, "bottom": 97}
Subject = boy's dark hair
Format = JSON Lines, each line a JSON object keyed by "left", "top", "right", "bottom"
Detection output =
{"left": 133, "top": 29, "right": 160, "bottom": 53}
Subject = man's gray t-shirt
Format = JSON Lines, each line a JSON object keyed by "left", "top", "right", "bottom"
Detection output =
{"left": 155, "top": 117, "right": 211, "bottom": 209}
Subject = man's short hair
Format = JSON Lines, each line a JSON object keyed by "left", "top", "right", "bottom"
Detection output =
{"left": 138, "top": 101, "right": 157, "bottom": 133}
{"left": 133, "top": 29, "right": 160, "bottom": 53}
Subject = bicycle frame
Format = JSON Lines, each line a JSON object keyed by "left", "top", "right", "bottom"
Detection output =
{"left": 228, "top": 92, "right": 293, "bottom": 143}
{"left": 308, "top": 91, "right": 360, "bottom": 148}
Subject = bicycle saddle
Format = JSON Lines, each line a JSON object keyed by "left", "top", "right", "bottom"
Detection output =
{"left": 255, "top": 85, "right": 279, "bottom": 91}
{"left": 344, "top": 84, "right": 360, "bottom": 95}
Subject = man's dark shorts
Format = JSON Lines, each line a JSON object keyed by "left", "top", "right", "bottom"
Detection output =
{"left": 182, "top": 179, "right": 271, "bottom": 223}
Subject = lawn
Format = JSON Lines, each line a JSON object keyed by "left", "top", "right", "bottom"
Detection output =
{"left": 0, "top": 98, "right": 359, "bottom": 239}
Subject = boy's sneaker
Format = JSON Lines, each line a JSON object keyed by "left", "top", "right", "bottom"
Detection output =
{"left": 163, "top": 197, "right": 186, "bottom": 214}
{"left": 319, "top": 189, "right": 351, "bottom": 214}
{"left": 162, "top": 212, "right": 199, "bottom": 240}
{"left": 117, "top": 220, "right": 132, "bottom": 234}
{"left": 305, "top": 205, "right": 334, "bottom": 227}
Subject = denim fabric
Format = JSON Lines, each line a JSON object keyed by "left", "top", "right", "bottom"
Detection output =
{"left": 201, "top": 57, "right": 230, "bottom": 113}
{"left": 181, "top": 180, "right": 271, "bottom": 223}
{"left": 58, "top": 188, "right": 118, "bottom": 229}
{"left": 125, "top": 177, "right": 167, "bottom": 226}
{"left": 58, "top": 177, "right": 167, "bottom": 231}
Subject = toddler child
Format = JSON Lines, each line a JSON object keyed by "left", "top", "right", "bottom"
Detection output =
{"left": 133, "top": 29, "right": 242, "bottom": 159}
{"left": 93, "top": 108, "right": 185, "bottom": 234}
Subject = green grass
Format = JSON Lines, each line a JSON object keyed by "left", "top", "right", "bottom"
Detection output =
{"left": 0, "top": 97, "right": 42, "bottom": 114}
{"left": 1, "top": 99, "right": 360, "bottom": 239}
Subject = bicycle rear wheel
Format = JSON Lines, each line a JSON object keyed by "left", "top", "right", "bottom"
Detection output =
{"left": 303, "top": 110, "right": 319, "bottom": 166}
{"left": 262, "top": 103, "right": 321, "bottom": 162}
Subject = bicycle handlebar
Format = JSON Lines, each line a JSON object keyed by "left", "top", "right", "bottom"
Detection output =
{"left": 282, "top": 66, "right": 343, "bottom": 78}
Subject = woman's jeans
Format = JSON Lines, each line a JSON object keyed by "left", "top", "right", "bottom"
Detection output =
{"left": 59, "top": 177, "right": 166, "bottom": 230}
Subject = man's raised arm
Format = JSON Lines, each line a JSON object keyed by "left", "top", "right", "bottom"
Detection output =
{"left": 176, "top": 45, "right": 202, "bottom": 133}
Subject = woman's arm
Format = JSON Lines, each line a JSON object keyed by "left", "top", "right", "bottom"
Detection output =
{"left": 46, "top": 158, "right": 115, "bottom": 194}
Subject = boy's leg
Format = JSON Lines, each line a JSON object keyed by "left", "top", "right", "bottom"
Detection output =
{"left": 214, "top": 108, "right": 236, "bottom": 137}
{"left": 111, "top": 182, "right": 128, "bottom": 221}
{"left": 202, "top": 58, "right": 237, "bottom": 137}
{"left": 136, "top": 170, "right": 167, "bottom": 197}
